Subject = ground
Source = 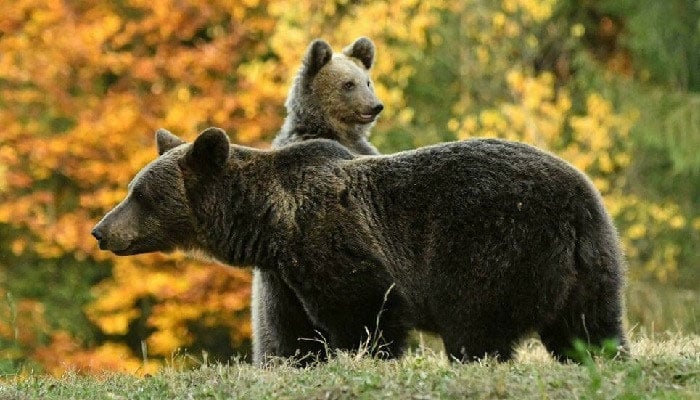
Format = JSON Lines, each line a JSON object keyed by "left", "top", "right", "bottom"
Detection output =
{"left": 2, "top": 333, "right": 698, "bottom": 399}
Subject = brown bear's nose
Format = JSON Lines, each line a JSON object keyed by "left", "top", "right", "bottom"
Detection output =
{"left": 91, "top": 227, "right": 103, "bottom": 241}
{"left": 372, "top": 103, "right": 384, "bottom": 115}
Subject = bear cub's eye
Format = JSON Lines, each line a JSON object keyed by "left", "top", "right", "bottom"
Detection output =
{"left": 367, "top": 81, "right": 371, "bottom": 87}
{"left": 342, "top": 81, "right": 355, "bottom": 91}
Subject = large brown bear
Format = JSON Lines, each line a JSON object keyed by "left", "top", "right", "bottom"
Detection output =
{"left": 257, "top": 37, "right": 383, "bottom": 365}
{"left": 92, "top": 128, "right": 628, "bottom": 363}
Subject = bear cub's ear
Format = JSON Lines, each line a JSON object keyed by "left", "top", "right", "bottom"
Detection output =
{"left": 343, "top": 37, "right": 375, "bottom": 69}
{"left": 186, "top": 127, "right": 230, "bottom": 174}
{"left": 303, "top": 39, "right": 333, "bottom": 77}
{"left": 156, "top": 128, "right": 185, "bottom": 155}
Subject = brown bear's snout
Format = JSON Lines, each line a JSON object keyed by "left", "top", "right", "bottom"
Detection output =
{"left": 91, "top": 217, "right": 135, "bottom": 254}
{"left": 91, "top": 219, "right": 124, "bottom": 252}
{"left": 91, "top": 199, "right": 142, "bottom": 255}
{"left": 370, "top": 103, "right": 384, "bottom": 116}
{"left": 91, "top": 226, "right": 103, "bottom": 241}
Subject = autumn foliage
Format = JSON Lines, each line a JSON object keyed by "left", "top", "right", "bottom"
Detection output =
{"left": 0, "top": 0, "right": 446, "bottom": 375}
{"left": 0, "top": 0, "right": 697, "bottom": 375}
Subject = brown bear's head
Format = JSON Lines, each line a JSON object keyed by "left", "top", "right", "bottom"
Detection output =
{"left": 91, "top": 128, "right": 229, "bottom": 256}
{"left": 290, "top": 37, "right": 384, "bottom": 132}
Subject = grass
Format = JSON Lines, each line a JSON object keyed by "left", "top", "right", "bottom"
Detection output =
{"left": 1, "top": 333, "right": 698, "bottom": 399}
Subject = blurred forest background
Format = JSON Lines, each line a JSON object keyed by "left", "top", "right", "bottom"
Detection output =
{"left": 0, "top": 0, "right": 698, "bottom": 375}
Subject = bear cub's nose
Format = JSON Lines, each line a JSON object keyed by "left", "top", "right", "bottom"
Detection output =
{"left": 371, "top": 103, "right": 384, "bottom": 115}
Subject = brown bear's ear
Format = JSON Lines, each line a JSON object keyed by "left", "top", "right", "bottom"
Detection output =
{"left": 186, "top": 127, "right": 230, "bottom": 174}
{"left": 303, "top": 39, "right": 333, "bottom": 77}
{"left": 343, "top": 37, "right": 375, "bottom": 69}
{"left": 156, "top": 128, "right": 185, "bottom": 155}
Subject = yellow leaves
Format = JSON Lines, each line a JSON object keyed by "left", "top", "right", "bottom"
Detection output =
{"left": 669, "top": 215, "right": 685, "bottom": 229}
{"left": 86, "top": 255, "right": 252, "bottom": 358}
{"left": 627, "top": 223, "right": 647, "bottom": 240}
{"left": 26, "top": 4, "right": 64, "bottom": 34}
{"left": 506, "top": 71, "right": 556, "bottom": 112}
{"left": 525, "top": 34, "right": 539, "bottom": 48}
{"left": 570, "top": 94, "right": 634, "bottom": 164}
{"left": 513, "top": 0, "right": 555, "bottom": 22}
{"left": 80, "top": 188, "right": 127, "bottom": 210}
{"left": 0, "top": 165, "right": 7, "bottom": 193}
{"left": 237, "top": 60, "right": 287, "bottom": 125}
{"left": 10, "top": 238, "right": 28, "bottom": 256}
{"left": 165, "top": 104, "right": 195, "bottom": 130}
{"left": 97, "top": 310, "right": 141, "bottom": 336}
{"left": 147, "top": 330, "right": 186, "bottom": 356}
{"left": 397, "top": 108, "right": 415, "bottom": 125}
{"left": 447, "top": 118, "right": 460, "bottom": 132}
{"left": 586, "top": 93, "right": 613, "bottom": 120}
{"left": 78, "top": 11, "right": 122, "bottom": 48}
{"left": 176, "top": 86, "right": 191, "bottom": 102}
{"left": 479, "top": 110, "right": 508, "bottom": 132}
{"left": 571, "top": 23, "right": 585, "bottom": 38}
{"left": 502, "top": 0, "right": 518, "bottom": 14}
{"left": 492, "top": 12, "right": 507, "bottom": 29}
{"left": 148, "top": 302, "right": 201, "bottom": 330}
{"left": 506, "top": 70, "right": 525, "bottom": 93}
{"left": 693, "top": 217, "right": 700, "bottom": 231}
{"left": 610, "top": 196, "right": 688, "bottom": 283}
{"left": 598, "top": 153, "right": 615, "bottom": 174}
{"left": 456, "top": 69, "right": 572, "bottom": 150}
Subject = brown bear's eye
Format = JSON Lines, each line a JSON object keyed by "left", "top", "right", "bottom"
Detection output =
{"left": 367, "top": 81, "right": 371, "bottom": 87}
{"left": 342, "top": 81, "right": 355, "bottom": 91}
{"left": 131, "top": 190, "right": 146, "bottom": 202}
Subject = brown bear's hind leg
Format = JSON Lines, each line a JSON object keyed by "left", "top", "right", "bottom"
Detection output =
{"left": 442, "top": 328, "right": 517, "bottom": 363}
{"left": 538, "top": 286, "right": 627, "bottom": 362}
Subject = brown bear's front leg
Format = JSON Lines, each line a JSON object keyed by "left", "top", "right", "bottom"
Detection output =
{"left": 252, "top": 270, "right": 327, "bottom": 366}
{"left": 325, "top": 306, "right": 410, "bottom": 360}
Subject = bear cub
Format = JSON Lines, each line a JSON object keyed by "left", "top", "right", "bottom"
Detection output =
{"left": 254, "top": 37, "right": 383, "bottom": 366}
{"left": 93, "top": 128, "right": 628, "bottom": 363}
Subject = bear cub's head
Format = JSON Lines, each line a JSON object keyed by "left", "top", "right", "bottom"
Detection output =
{"left": 291, "top": 37, "right": 384, "bottom": 132}
{"left": 91, "top": 128, "right": 229, "bottom": 256}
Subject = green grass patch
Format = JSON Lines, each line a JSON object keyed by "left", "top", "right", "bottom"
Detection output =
{"left": 1, "top": 333, "right": 698, "bottom": 399}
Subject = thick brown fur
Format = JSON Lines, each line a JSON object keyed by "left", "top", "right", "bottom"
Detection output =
{"left": 256, "top": 37, "right": 384, "bottom": 366}
{"left": 93, "top": 128, "right": 628, "bottom": 364}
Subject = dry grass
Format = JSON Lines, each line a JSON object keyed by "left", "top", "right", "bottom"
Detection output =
{"left": 1, "top": 332, "right": 698, "bottom": 399}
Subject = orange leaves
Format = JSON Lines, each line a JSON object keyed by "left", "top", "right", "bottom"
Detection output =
{"left": 0, "top": 0, "right": 445, "bottom": 374}
{"left": 0, "top": 294, "right": 49, "bottom": 349}
{"left": 33, "top": 331, "right": 160, "bottom": 376}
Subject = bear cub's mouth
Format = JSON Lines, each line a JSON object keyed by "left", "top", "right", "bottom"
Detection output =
{"left": 355, "top": 104, "right": 384, "bottom": 124}
{"left": 358, "top": 113, "right": 376, "bottom": 123}
{"left": 360, "top": 114, "right": 375, "bottom": 122}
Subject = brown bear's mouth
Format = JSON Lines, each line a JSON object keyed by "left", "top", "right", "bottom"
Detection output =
{"left": 97, "top": 240, "right": 131, "bottom": 255}
{"left": 112, "top": 246, "right": 137, "bottom": 256}
{"left": 111, "top": 244, "right": 154, "bottom": 256}
{"left": 112, "top": 241, "right": 174, "bottom": 256}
